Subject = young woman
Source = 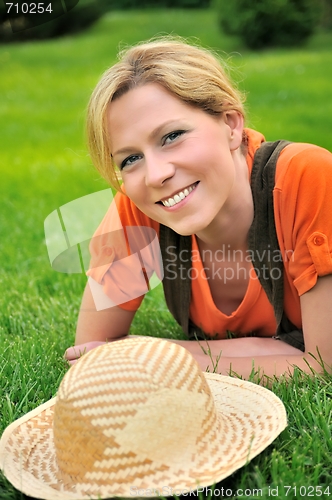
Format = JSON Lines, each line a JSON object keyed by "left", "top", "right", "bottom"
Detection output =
{"left": 65, "top": 37, "right": 332, "bottom": 380}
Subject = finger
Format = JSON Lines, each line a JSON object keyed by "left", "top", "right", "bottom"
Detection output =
{"left": 64, "top": 346, "right": 84, "bottom": 361}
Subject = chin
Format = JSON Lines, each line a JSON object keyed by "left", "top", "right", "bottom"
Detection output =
{"left": 173, "top": 228, "right": 194, "bottom": 237}
{"left": 168, "top": 220, "right": 208, "bottom": 237}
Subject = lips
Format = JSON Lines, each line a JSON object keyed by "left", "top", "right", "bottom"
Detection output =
{"left": 159, "top": 182, "right": 199, "bottom": 207}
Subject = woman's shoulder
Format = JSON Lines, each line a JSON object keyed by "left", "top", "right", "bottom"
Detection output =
{"left": 245, "top": 128, "right": 332, "bottom": 182}
{"left": 275, "top": 141, "right": 332, "bottom": 190}
{"left": 279, "top": 141, "right": 331, "bottom": 164}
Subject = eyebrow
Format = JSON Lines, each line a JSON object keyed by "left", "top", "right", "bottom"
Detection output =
{"left": 112, "top": 120, "right": 184, "bottom": 157}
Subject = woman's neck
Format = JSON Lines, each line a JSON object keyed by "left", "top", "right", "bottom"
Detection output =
{"left": 195, "top": 153, "right": 253, "bottom": 253}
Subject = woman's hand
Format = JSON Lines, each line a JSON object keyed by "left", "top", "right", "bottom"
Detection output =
{"left": 64, "top": 341, "right": 106, "bottom": 365}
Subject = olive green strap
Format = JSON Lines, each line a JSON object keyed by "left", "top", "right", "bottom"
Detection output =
{"left": 248, "top": 140, "right": 291, "bottom": 328}
{"left": 159, "top": 224, "right": 192, "bottom": 334}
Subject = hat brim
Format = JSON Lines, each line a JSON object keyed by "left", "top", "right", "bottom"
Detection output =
{"left": 0, "top": 374, "right": 287, "bottom": 499}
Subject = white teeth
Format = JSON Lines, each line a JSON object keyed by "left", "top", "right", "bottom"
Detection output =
{"left": 161, "top": 182, "right": 198, "bottom": 207}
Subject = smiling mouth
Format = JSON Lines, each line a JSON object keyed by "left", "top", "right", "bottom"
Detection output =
{"left": 158, "top": 182, "right": 199, "bottom": 207}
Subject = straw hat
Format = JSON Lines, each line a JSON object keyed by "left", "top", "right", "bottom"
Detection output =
{"left": 0, "top": 337, "right": 287, "bottom": 499}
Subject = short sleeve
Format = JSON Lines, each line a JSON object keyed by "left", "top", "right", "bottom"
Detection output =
{"left": 274, "top": 144, "right": 332, "bottom": 296}
{"left": 86, "top": 191, "right": 161, "bottom": 311}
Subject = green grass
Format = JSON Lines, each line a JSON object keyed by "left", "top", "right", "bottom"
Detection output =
{"left": 0, "top": 7, "right": 332, "bottom": 500}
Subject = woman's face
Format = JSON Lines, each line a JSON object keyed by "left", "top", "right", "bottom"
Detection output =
{"left": 107, "top": 83, "right": 244, "bottom": 236}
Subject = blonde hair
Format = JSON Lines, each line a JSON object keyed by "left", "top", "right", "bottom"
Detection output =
{"left": 87, "top": 36, "right": 246, "bottom": 190}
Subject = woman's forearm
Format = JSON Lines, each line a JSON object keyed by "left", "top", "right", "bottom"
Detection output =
{"left": 167, "top": 337, "right": 323, "bottom": 379}
{"left": 195, "top": 351, "right": 320, "bottom": 380}
{"left": 169, "top": 336, "right": 302, "bottom": 359}
{"left": 75, "top": 283, "right": 136, "bottom": 345}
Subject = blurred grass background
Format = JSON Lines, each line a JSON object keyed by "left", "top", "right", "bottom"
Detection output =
{"left": 1, "top": 7, "right": 332, "bottom": 500}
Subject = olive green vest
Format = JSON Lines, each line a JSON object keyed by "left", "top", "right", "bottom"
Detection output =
{"left": 159, "top": 140, "right": 305, "bottom": 351}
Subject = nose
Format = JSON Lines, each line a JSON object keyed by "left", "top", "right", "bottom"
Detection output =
{"left": 144, "top": 152, "right": 175, "bottom": 188}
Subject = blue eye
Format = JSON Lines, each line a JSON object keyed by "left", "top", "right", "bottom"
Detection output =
{"left": 163, "top": 130, "right": 186, "bottom": 145}
{"left": 120, "top": 154, "right": 142, "bottom": 170}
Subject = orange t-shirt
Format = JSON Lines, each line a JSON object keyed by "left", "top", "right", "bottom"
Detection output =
{"left": 87, "top": 129, "right": 332, "bottom": 339}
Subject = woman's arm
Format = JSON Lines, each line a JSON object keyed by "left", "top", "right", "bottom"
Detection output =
{"left": 65, "top": 282, "right": 136, "bottom": 364}
{"left": 168, "top": 337, "right": 308, "bottom": 378}
{"left": 169, "top": 275, "right": 332, "bottom": 379}
{"left": 298, "top": 274, "right": 332, "bottom": 371}
{"left": 65, "top": 277, "right": 332, "bottom": 378}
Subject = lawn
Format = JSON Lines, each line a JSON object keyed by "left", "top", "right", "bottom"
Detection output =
{"left": 0, "top": 7, "right": 332, "bottom": 500}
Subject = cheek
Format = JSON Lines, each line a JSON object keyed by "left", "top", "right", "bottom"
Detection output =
{"left": 192, "top": 131, "right": 228, "bottom": 165}
{"left": 122, "top": 175, "right": 149, "bottom": 210}
{"left": 121, "top": 176, "right": 140, "bottom": 203}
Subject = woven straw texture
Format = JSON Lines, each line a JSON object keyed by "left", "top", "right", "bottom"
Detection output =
{"left": 0, "top": 337, "right": 287, "bottom": 499}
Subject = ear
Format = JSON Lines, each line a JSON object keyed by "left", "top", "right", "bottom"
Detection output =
{"left": 224, "top": 111, "right": 244, "bottom": 151}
